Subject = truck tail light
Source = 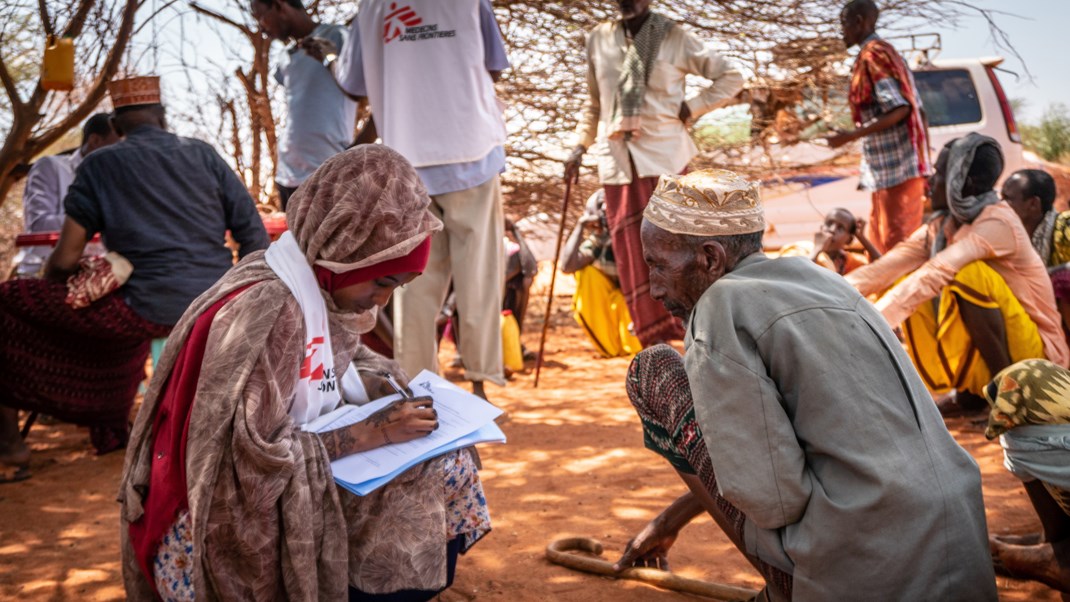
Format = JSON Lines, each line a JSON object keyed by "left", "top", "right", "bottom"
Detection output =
{"left": 986, "top": 66, "right": 1021, "bottom": 143}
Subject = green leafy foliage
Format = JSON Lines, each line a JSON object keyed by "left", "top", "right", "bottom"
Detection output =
{"left": 1021, "top": 103, "right": 1070, "bottom": 164}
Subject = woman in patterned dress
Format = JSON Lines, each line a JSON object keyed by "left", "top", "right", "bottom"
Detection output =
{"left": 119, "top": 146, "right": 491, "bottom": 601}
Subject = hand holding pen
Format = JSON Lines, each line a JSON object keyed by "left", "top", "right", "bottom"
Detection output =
{"left": 370, "top": 371, "right": 437, "bottom": 444}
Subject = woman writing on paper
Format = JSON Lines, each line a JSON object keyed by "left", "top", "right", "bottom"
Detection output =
{"left": 118, "top": 146, "right": 491, "bottom": 601}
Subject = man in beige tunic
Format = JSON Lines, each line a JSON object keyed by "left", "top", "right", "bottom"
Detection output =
{"left": 633, "top": 169, "right": 997, "bottom": 600}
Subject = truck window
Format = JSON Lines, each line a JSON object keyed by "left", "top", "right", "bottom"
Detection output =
{"left": 912, "top": 69, "right": 983, "bottom": 126}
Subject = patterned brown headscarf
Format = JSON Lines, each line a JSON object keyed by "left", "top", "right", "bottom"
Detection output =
{"left": 983, "top": 358, "right": 1070, "bottom": 440}
{"left": 286, "top": 145, "right": 442, "bottom": 272}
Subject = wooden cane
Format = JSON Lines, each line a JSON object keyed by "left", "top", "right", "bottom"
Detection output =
{"left": 546, "top": 537, "right": 759, "bottom": 601}
{"left": 533, "top": 177, "right": 574, "bottom": 388}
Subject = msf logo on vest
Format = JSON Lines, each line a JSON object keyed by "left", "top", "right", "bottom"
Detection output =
{"left": 382, "top": 3, "right": 457, "bottom": 44}
{"left": 383, "top": 3, "right": 422, "bottom": 43}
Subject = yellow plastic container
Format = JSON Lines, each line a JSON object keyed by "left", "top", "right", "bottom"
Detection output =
{"left": 500, "top": 310, "right": 524, "bottom": 372}
{"left": 42, "top": 35, "right": 75, "bottom": 91}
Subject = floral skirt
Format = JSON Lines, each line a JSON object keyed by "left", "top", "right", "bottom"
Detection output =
{"left": 153, "top": 510, "right": 194, "bottom": 601}
{"left": 152, "top": 449, "right": 491, "bottom": 599}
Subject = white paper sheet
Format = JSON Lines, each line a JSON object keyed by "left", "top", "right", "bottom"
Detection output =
{"left": 337, "top": 421, "right": 507, "bottom": 496}
{"left": 305, "top": 370, "right": 504, "bottom": 487}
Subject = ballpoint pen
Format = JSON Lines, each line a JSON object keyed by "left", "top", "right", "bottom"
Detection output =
{"left": 383, "top": 371, "right": 412, "bottom": 400}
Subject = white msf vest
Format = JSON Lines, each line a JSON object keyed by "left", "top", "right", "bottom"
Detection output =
{"left": 358, "top": 0, "right": 507, "bottom": 167}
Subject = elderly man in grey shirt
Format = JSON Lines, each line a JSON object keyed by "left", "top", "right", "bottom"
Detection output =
{"left": 621, "top": 169, "right": 997, "bottom": 600}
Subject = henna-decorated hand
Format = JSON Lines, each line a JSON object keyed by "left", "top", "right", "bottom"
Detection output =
{"left": 367, "top": 397, "right": 438, "bottom": 445}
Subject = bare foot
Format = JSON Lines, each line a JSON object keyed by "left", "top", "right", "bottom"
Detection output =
{"left": 990, "top": 537, "right": 1070, "bottom": 593}
{"left": 471, "top": 381, "right": 487, "bottom": 400}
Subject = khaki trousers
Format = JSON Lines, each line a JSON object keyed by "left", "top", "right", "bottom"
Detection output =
{"left": 394, "top": 176, "right": 505, "bottom": 385}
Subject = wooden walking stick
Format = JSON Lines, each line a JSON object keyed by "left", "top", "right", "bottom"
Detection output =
{"left": 546, "top": 537, "right": 759, "bottom": 601}
{"left": 533, "top": 176, "right": 575, "bottom": 388}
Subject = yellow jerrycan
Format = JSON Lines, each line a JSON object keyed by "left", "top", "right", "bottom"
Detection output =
{"left": 42, "top": 35, "right": 75, "bottom": 91}
{"left": 500, "top": 310, "right": 524, "bottom": 372}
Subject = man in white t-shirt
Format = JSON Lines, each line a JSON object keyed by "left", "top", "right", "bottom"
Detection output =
{"left": 335, "top": 0, "right": 509, "bottom": 399}
{"left": 250, "top": 0, "right": 356, "bottom": 209}
{"left": 16, "top": 113, "right": 118, "bottom": 277}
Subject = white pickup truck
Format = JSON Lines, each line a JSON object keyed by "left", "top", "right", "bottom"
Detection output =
{"left": 761, "top": 55, "right": 1026, "bottom": 249}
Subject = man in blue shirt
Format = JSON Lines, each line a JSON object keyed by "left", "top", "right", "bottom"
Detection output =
{"left": 335, "top": 0, "right": 510, "bottom": 398}
{"left": 251, "top": 0, "right": 356, "bottom": 209}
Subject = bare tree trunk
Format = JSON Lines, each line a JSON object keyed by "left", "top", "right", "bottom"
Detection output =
{"left": 0, "top": 0, "right": 140, "bottom": 206}
{"left": 254, "top": 37, "right": 278, "bottom": 187}
{"left": 191, "top": 1, "right": 278, "bottom": 205}
{"left": 218, "top": 97, "right": 247, "bottom": 193}
{"left": 238, "top": 67, "right": 264, "bottom": 202}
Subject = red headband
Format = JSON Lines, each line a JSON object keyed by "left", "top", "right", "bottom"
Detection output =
{"left": 314, "top": 237, "right": 432, "bottom": 293}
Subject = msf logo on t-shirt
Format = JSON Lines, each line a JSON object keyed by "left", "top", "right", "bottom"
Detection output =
{"left": 300, "top": 337, "right": 338, "bottom": 393}
{"left": 383, "top": 3, "right": 423, "bottom": 43}
{"left": 382, "top": 2, "right": 457, "bottom": 44}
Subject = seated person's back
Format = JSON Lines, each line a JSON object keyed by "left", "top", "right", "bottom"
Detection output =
{"left": 561, "top": 190, "right": 640, "bottom": 357}
{"left": 65, "top": 116, "right": 269, "bottom": 326}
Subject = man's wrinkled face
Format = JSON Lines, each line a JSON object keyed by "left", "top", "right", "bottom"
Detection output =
{"left": 640, "top": 219, "right": 716, "bottom": 322}
{"left": 929, "top": 147, "right": 952, "bottom": 212}
{"left": 1001, "top": 174, "right": 1039, "bottom": 223}
{"left": 617, "top": 0, "right": 652, "bottom": 20}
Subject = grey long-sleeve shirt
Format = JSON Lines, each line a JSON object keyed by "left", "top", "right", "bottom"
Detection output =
{"left": 685, "top": 253, "right": 997, "bottom": 601}
{"left": 65, "top": 126, "right": 269, "bottom": 326}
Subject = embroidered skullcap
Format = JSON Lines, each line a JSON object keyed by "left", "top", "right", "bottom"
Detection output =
{"left": 643, "top": 169, "right": 764, "bottom": 236}
{"left": 108, "top": 76, "right": 162, "bottom": 108}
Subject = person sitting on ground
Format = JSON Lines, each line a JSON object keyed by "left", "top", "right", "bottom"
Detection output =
{"left": 16, "top": 112, "right": 119, "bottom": 277}
{"left": 119, "top": 146, "right": 491, "bottom": 601}
{"left": 1002, "top": 168, "right": 1070, "bottom": 336}
{"left": 778, "top": 207, "right": 881, "bottom": 275}
{"left": 561, "top": 189, "right": 641, "bottom": 357}
{"left": 982, "top": 359, "right": 1070, "bottom": 597}
{"left": 847, "top": 134, "right": 1069, "bottom": 416}
{"left": 0, "top": 77, "right": 268, "bottom": 482}
{"left": 503, "top": 218, "right": 537, "bottom": 355}
{"left": 622, "top": 168, "right": 996, "bottom": 600}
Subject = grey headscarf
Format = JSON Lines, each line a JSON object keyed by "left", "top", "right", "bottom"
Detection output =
{"left": 931, "top": 132, "right": 1004, "bottom": 256}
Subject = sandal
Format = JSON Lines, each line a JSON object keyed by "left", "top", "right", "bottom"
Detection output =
{"left": 0, "top": 463, "right": 31, "bottom": 484}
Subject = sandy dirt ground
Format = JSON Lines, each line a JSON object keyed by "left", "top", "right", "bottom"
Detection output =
{"left": 0, "top": 302, "right": 1063, "bottom": 601}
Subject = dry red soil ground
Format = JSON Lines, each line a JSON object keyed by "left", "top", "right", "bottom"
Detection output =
{"left": 0, "top": 306, "right": 1062, "bottom": 601}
